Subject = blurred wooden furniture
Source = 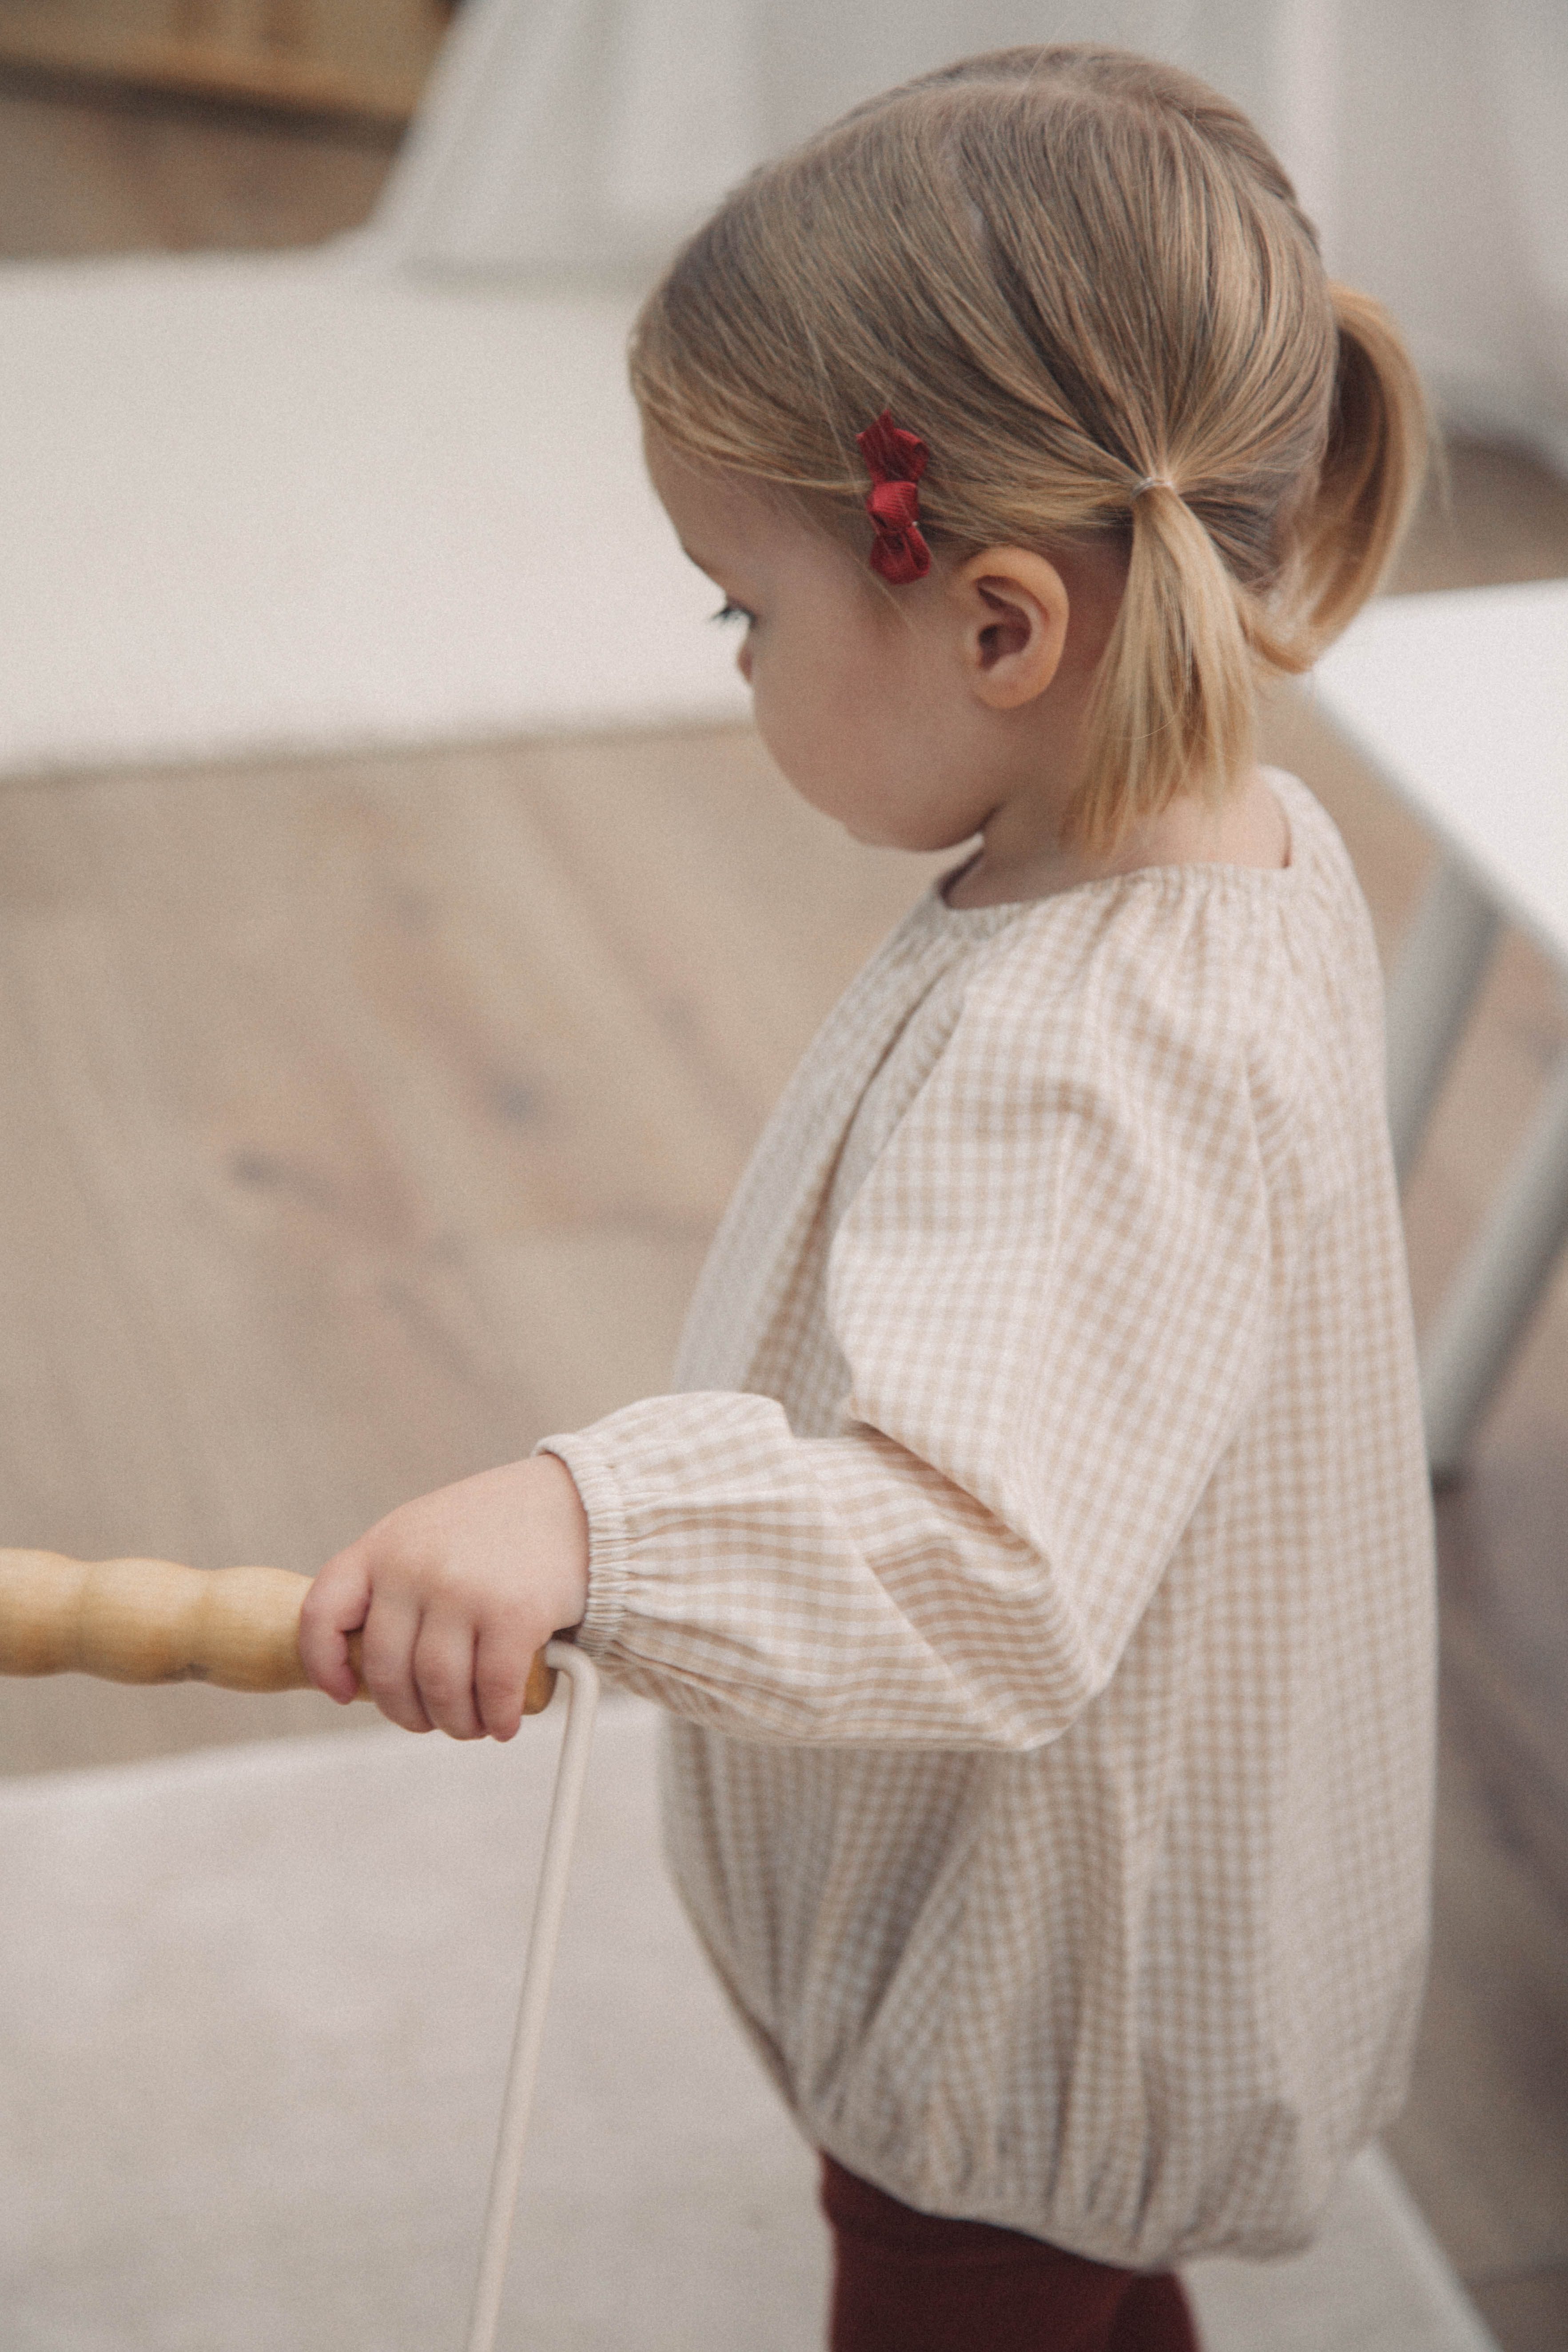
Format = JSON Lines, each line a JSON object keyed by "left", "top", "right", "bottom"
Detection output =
{"left": 0, "top": 0, "right": 452, "bottom": 124}
{"left": 1314, "top": 580, "right": 1568, "bottom": 1478}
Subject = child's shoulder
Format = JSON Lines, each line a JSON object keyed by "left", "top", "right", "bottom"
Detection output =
{"left": 932, "top": 772, "right": 1383, "bottom": 1144}
{"left": 956, "top": 769, "right": 1353, "bottom": 975}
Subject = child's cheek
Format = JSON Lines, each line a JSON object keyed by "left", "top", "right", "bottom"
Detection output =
{"left": 754, "top": 696, "right": 837, "bottom": 820}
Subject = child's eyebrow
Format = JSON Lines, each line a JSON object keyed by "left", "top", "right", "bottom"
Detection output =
{"left": 679, "top": 540, "right": 724, "bottom": 578}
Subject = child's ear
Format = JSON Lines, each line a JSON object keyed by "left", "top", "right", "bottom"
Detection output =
{"left": 950, "top": 548, "right": 1070, "bottom": 710}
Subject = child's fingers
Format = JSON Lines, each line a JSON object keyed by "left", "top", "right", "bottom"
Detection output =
{"left": 298, "top": 1550, "right": 373, "bottom": 1705}
{"left": 474, "top": 1617, "right": 540, "bottom": 1743}
{"left": 411, "top": 1612, "right": 485, "bottom": 1743}
{"left": 357, "top": 1593, "right": 434, "bottom": 1735}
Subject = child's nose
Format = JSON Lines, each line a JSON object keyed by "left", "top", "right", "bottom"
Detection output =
{"left": 736, "top": 642, "right": 753, "bottom": 684}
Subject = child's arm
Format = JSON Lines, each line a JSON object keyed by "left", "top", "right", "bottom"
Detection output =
{"left": 298, "top": 1455, "right": 589, "bottom": 1740}
{"left": 535, "top": 948, "right": 1281, "bottom": 1755}
{"left": 307, "top": 937, "right": 1282, "bottom": 1753}
{"left": 303, "top": 935, "right": 1280, "bottom": 1754}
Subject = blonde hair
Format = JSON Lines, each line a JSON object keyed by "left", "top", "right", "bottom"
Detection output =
{"left": 631, "top": 46, "right": 1429, "bottom": 845}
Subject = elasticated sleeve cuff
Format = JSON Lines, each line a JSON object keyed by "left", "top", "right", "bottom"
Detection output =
{"left": 534, "top": 1429, "right": 633, "bottom": 1661}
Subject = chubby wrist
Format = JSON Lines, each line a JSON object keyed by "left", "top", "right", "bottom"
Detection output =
{"left": 518, "top": 1451, "right": 590, "bottom": 1632}
{"left": 532, "top": 1432, "right": 633, "bottom": 1659}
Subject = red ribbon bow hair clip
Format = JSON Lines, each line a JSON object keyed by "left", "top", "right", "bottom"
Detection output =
{"left": 856, "top": 409, "right": 931, "bottom": 585}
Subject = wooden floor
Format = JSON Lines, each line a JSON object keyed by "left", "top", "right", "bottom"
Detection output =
{"left": 2, "top": 75, "right": 1567, "bottom": 2352}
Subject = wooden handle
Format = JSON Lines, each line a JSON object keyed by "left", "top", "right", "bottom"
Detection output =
{"left": 0, "top": 1550, "right": 556, "bottom": 1716}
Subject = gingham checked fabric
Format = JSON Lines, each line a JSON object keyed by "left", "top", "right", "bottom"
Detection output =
{"left": 542, "top": 770, "right": 1436, "bottom": 2266}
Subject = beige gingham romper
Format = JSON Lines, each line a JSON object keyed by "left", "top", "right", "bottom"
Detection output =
{"left": 543, "top": 768, "right": 1436, "bottom": 2267}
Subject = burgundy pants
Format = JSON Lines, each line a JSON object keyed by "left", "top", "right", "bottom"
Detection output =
{"left": 820, "top": 2156, "right": 1202, "bottom": 2352}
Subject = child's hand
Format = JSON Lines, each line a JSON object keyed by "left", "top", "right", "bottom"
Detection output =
{"left": 298, "top": 1456, "right": 590, "bottom": 1742}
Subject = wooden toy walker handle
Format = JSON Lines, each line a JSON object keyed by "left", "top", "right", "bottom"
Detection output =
{"left": 0, "top": 1549, "right": 557, "bottom": 1716}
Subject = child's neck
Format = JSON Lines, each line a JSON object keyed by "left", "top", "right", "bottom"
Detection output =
{"left": 943, "top": 767, "right": 1289, "bottom": 908}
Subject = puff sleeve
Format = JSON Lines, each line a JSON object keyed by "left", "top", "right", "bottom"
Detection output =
{"left": 540, "top": 902, "right": 1283, "bottom": 1750}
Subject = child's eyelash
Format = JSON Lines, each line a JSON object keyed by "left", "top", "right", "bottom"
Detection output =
{"left": 712, "top": 600, "right": 753, "bottom": 626}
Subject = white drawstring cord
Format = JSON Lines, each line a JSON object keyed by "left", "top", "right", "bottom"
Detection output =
{"left": 464, "top": 1642, "right": 601, "bottom": 2352}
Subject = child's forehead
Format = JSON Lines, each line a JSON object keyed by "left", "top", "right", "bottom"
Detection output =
{"left": 645, "top": 434, "right": 765, "bottom": 527}
{"left": 644, "top": 437, "right": 812, "bottom": 574}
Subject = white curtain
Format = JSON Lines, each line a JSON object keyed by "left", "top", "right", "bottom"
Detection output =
{"left": 1331, "top": 0, "right": 1568, "bottom": 468}
{"left": 370, "top": 1, "right": 1277, "bottom": 277}
{"left": 367, "top": 0, "right": 1568, "bottom": 468}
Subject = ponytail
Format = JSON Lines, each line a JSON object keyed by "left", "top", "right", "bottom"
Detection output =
{"left": 1294, "top": 284, "right": 1431, "bottom": 653}
{"left": 1075, "top": 482, "right": 1255, "bottom": 850}
{"left": 1075, "top": 285, "right": 1430, "bottom": 846}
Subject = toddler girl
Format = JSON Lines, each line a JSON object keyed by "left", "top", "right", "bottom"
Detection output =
{"left": 302, "top": 46, "right": 1437, "bottom": 2352}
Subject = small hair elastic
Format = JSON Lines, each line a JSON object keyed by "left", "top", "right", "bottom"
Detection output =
{"left": 856, "top": 409, "right": 931, "bottom": 585}
{"left": 1130, "top": 474, "right": 1177, "bottom": 502}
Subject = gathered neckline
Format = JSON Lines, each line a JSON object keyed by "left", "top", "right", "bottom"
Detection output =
{"left": 928, "top": 766, "right": 1307, "bottom": 926}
